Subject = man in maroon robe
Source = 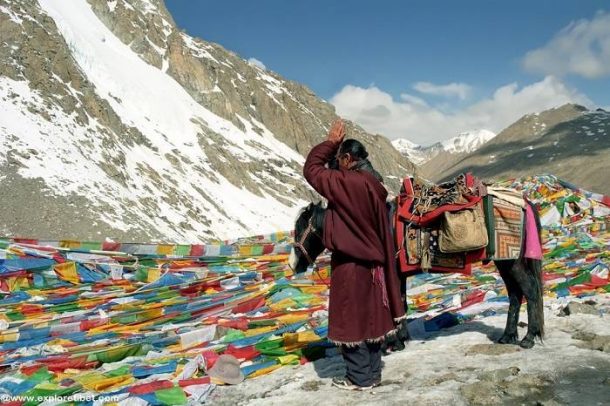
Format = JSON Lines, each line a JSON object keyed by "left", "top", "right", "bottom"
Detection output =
{"left": 303, "top": 119, "right": 406, "bottom": 390}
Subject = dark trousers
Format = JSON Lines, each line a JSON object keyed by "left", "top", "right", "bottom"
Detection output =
{"left": 341, "top": 342, "right": 382, "bottom": 387}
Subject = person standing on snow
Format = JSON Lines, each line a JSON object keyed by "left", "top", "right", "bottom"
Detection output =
{"left": 303, "top": 119, "right": 406, "bottom": 390}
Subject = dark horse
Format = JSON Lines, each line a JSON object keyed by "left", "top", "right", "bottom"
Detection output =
{"left": 289, "top": 198, "right": 545, "bottom": 349}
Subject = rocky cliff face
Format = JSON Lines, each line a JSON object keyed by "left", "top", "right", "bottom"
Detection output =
{"left": 89, "top": 0, "right": 414, "bottom": 191}
{"left": 0, "top": 0, "right": 414, "bottom": 242}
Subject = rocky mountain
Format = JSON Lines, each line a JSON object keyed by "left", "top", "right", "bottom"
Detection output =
{"left": 0, "top": 0, "right": 414, "bottom": 242}
{"left": 421, "top": 104, "right": 610, "bottom": 195}
{"left": 393, "top": 129, "right": 495, "bottom": 166}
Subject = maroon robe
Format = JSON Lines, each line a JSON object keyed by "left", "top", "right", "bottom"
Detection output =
{"left": 304, "top": 140, "right": 406, "bottom": 345}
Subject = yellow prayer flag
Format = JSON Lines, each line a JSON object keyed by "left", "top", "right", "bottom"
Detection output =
{"left": 249, "top": 364, "right": 281, "bottom": 378}
{"left": 298, "top": 286, "right": 328, "bottom": 294}
{"left": 7, "top": 276, "right": 30, "bottom": 292}
{"left": 59, "top": 240, "right": 81, "bottom": 249}
{"left": 277, "top": 354, "right": 300, "bottom": 365}
{"left": 147, "top": 267, "right": 161, "bottom": 283}
{"left": 157, "top": 244, "right": 175, "bottom": 255}
{"left": 54, "top": 262, "right": 79, "bottom": 284}
{"left": 283, "top": 332, "right": 298, "bottom": 346}
{"left": 268, "top": 298, "right": 297, "bottom": 311}
{"left": 297, "top": 330, "right": 321, "bottom": 343}
{"left": 276, "top": 313, "right": 309, "bottom": 325}
{"left": 257, "top": 254, "right": 288, "bottom": 262}
{"left": 239, "top": 245, "right": 253, "bottom": 257}
{"left": 0, "top": 331, "right": 19, "bottom": 343}
{"left": 84, "top": 374, "right": 135, "bottom": 391}
{"left": 244, "top": 326, "right": 276, "bottom": 337}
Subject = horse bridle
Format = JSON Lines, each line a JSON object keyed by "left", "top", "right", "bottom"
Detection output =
{"left": 293, "top": 215, "right": 321, "bottom": 266}
{"left": 293, "top": 212, "right": 331, "bottom": 287}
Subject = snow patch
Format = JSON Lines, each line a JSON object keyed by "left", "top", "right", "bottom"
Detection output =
{"left": 107, "top": 1, "right": 117, "bottom": 12}
{"left": 0, "top": 5, "right": 23, "bottom": 24}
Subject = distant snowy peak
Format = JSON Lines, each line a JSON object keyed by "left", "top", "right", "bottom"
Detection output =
{"left": 391, "top": 139, "right": 430, "bottom": 165}
{"left": 441, "top": 129, "right": 496, "bottom": 154}
{"left": 391, "top": 138, "right": 419, "bottom": 155}
{"left": 392, "top": 129, "right": 496, "bottom": 165}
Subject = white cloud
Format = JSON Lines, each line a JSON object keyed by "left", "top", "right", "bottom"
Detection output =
{"left": 247, "top": 57, "right": 266, "bottom": 70}
{"left": 522, "top": 11, "right": 610, "bottom": 79}
{"left": 400, "top": 93, "right": 429, "bottom": 107}
{"left": 413, "top": 81, "right": 472, "bottom": 100}
{"left": 330, "top": 76, "right": 592, "bottom": 145}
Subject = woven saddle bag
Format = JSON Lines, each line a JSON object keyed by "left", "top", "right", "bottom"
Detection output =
{"left": 438, "top": 203, "right": 488, "bottom": 253}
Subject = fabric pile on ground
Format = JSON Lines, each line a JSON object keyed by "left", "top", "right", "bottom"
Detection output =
{"left": 0, "top": 175, "right": 608, "bottom": 405}
{"left": 0, "top": 234, "right": 331, "bottom": 405}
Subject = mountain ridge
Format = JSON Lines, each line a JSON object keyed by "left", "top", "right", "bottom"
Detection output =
{"left": 421, "top": 104, "right": 610, "bottom": 195}
{"left": 392, "top": 129, "right": 496, "bottom": 165}
{"left": 0, "top": 0, "right": 414, "bottom": 242}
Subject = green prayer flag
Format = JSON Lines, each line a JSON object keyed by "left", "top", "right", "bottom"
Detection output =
{"left": 155, "top": 386, "right": 188, "bottom": 405}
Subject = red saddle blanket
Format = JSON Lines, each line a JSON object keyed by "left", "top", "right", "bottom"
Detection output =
{"left": 394, "top": 173, "right": 486, "bottom": 275}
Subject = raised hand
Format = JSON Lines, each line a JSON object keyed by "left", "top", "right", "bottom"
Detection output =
{"left": 327, "top": 119, "right": 346, "bottom": 145}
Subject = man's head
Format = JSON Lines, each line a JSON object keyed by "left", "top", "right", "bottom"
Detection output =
{"left": 336, "top": 139, "right": 368, "bottom": 170}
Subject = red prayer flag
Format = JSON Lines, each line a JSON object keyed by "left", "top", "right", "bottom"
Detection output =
{"left": 232, "top": 297, "right": 265, "bottom": 314}
{"left": 178, "top": 377, "right": 211, "bottom": 387}
{"left": 224, "top": 344, "right": 260, "bottom": 361}
{"left": 189, "top": 245, "right": 205, "bottom": 257}
{"left": 128, "top": 380, "right": 174, "bottom": 395}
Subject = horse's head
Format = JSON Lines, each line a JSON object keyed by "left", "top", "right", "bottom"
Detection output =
{"left": 289, "top": 202, "right": 326, "bottom": 274}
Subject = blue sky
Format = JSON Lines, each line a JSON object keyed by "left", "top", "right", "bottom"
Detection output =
{"left": 166, "top": 1, "right": 610, "bottom": 144}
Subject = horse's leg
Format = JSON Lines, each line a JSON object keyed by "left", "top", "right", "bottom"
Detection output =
{"left": 395, "top": 272, "right": 410, "bottom": 347}
{"left": 382, "top": 272, "right": 410, "bottom": 354}
{"left": 510, "top": 258, "right": 545, "bottom": 349}
{"left": 496, "top": 260, "right": 522, "bottom": 345}
{"left": 399, "top": 271, "right": 408, "bottom": 314}
{"left": 527, "top": 257, "right": 545, "bottom": 343}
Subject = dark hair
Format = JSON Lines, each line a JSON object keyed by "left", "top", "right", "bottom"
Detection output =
{"left": 339, "top": 139, "right": 368, "bottom": 160}
{"left": 338, "top": 139, "right": 383, "bottom": 183}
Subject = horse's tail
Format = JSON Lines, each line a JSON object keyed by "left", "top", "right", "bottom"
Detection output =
{"left": 528, "top": 255, "right": 545, "bottom": 340}
{"left": 527, "top": 199, "right": 545, "bottom": 339}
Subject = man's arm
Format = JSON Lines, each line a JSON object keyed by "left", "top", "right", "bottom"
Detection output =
{"left": 303, "top": 120, "right": 346, "bottom": 201}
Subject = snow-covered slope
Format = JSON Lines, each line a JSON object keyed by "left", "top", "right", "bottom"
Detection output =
{"left": 1, "top": 0, "right": 302, "bottom": 241}
{"left": 0, "top": 0, "right": 412, "bottom": 242}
